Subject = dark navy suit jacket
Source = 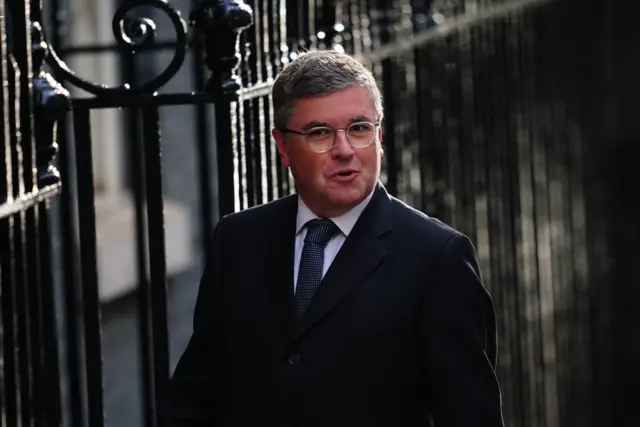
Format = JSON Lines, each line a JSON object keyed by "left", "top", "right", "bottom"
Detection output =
{"left": 162, "top": 184, "right": 504, "bottom": 427}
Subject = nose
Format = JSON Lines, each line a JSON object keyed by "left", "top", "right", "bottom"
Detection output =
{"left": 331, "top": 129, "right": 355, "bottom": 158}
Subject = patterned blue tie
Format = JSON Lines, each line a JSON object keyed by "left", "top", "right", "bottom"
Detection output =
{"left": 295, "top": 219, "right": 339, "bottom": 319}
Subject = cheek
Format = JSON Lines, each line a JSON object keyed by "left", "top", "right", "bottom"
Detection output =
{"left": 290, "top": 153, "right": 327, "bottom": 180}
{"left": 360, "top": 147, "right": 381, "bottom": 169}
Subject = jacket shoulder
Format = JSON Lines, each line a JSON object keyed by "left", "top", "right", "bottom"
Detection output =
{"left": 219, "top": 194, "right": 297, "bottom": 229}
{"left": 389, "top": 196, "right": 465, "bottom": 252}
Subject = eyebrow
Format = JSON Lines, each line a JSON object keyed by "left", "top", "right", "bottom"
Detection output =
{"left": 301, "top": 115, "right": 375, "bottom": 130}
{"left": 350, "top": 115, "right": 374, "bottom": 123}
{"left": 301, "top": 121, "right": 328, "bottom": 131}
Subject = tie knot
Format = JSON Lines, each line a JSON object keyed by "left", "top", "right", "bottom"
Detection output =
{"left": 304, "top": 219, "right": 338, "bottom": 246}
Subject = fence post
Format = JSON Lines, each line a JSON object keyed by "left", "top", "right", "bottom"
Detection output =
{"left": 191, "top": 0, "right": 253, "bottom": 217}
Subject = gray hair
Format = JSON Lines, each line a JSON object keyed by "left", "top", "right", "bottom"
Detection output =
{"left": 271, "top": 50, "right": 384, "bottom": 130}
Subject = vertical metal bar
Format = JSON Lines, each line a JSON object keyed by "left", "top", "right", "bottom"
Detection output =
{"left": 514, "top": 12, "right": 535, "bottom": 425}
{"left": 307, "top": 0, "right": 315, "bottom": 48}
{"left": 483, "top": 17, "right": 506, "bottom": 421}
{"left": 457, "top": 28, "right": 477, "bottom": 240}
{"left": 236, "top": 54, "right": 248, "bottom": 210}
{"left": 441, "top": 33, "right": 461, "bottom": 231}
{"left": 589, "top": 1, "right": 612, "bottom": 423}
{"left": 564, "top": 15, "right": 590, "bottom": 421}
{"left": 279, "top": 0, "right": 293, "bottom": 196}
{"left": 28, "top": 2, "right": 51, "bottom": 422}
{"left": 529, "top": 15, "right": 559, "bottom": 427}
{"left": 0, "top": 217, "right": 18, "bottom": 427}
{"left": 133, "top": 108, "right": 154, "bottom": 427}
{"left": 254, "top": 0, "right": 267, "bottom": 206}
{"left": 243, "top": 97, "right": 256, "bottom": 208}
{"left": 240, "top": 24, "right": 255, "bottom": 208}
{"left": 0, "top": 0, "right": 10, "bottom": 206}
{"left": 410, "top": 5, "right": 443, "bottom": 217}
{"left": 49, "top": 2, "right": 86, "bottom": 426}
{"left": 503, "top": 13, "right": 525, "bottom": 426}
{"left": 517, "top": 10, "right": 543, "bottom": 425}
{"left": 14, "top": 187, "right": 31, "bottom": 427}
{"left": 122, "top": 51, "right": 154, "bottom": 427}
{"left": 73, "top": 107, "right": 105, "bottom": 427}
{"left": 37, "top": 202, "right": 62, "bottom": 427}
{"left": 524, "top": 10, "right": 546, "bottom": 424}
{"left": 315, "top": 0, "right": 329, "bottom": 50}
{"left": 498, "top": 18, "right": 517, "bottom": 423}
{"left": 349, "top": 0, "right": 361, "bottom": 57}
{"left": 429, "top": 35, "right": 449, "bottom": 221}
{"left": 141, "top": 106, "right": 170, "bottom": 427}
{"left": 216, "top": 101, "right": 236, "bottom": 216}
{"left": 296, "top": 0, "right": 309, "bottom": 50}
{"left": 190, "top": 0, "right": 215, "bottom": 259}
{"left": 26, "top": 204, "right": 45, "bottom": 427}
{"left": 461, "top": 20, "right": 477, "bottom": 238}
{"left": 546, "top": 87, "right": 569, "bottom": 427}
{"left": 376, "top": 0, "right": 397, "bottom": 196}
{"left": 482, "top": 16, "right": 516, "bottom": 422}
{"left": 56, "top": 113, "right": 86, "bottom": 427}
{"left": 264, "top": 0, "right": 278, "bottom": 201}
{"left": 412, "top": 41, "right": 432, "bottom": 215}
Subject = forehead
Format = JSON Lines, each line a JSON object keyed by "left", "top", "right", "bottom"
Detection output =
{"left": 288, "top": 85, "right": 376, "bottom": 126}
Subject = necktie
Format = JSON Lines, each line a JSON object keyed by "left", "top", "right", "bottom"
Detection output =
{"left": 295, "top": 219, "right": 338, "bottom": 319}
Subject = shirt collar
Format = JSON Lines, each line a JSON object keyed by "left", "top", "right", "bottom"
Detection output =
{"left": 295, "top": 188, "right": 376, "bottom": 237}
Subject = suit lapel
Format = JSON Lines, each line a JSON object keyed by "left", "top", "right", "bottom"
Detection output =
{"left": 264, "top": 195, "right": 298, "bottom": 338}
{"left": 294, "top": 185, "right": 393, "bottom": 339}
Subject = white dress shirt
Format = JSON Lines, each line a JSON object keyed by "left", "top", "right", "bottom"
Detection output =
{"left": 293, "top": 190, "right": 375, "bottom": 293}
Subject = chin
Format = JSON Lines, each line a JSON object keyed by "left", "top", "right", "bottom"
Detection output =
{"left": 328, "top": 189, "right": 366, "bottom": 208}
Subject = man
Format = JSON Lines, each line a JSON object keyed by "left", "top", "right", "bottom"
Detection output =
{"left": 163, "top": 50, "right": 504, "bottom": 426}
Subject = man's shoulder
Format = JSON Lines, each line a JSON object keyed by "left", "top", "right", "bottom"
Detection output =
{"left": 219, "top": 194, "right": 297, "bottom": 229}
{"left": 388, "top": 195, "right": 463, "bottom": 248}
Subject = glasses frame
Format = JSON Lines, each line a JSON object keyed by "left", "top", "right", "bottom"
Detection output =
{"left": 280, "top": 121, "right": 380, "bottom": 153}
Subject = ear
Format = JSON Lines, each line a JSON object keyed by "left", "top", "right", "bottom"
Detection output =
{"left": 272, "top": 128, "right": 291, "bottom": 168}
{"left": 377, "top": 126, "right": 384, "bottom": 157}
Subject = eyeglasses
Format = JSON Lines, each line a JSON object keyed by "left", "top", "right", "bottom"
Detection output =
{"left": 281, "top": 121, "right": 379, "bottom": 153}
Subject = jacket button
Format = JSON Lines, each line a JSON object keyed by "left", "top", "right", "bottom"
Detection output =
{"left": 288, "top": 353, "right": 301, "bottom": 365}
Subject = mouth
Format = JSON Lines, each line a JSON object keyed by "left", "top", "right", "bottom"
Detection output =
{"left": 330, "top": 169, "right": 360, "bottom": 182}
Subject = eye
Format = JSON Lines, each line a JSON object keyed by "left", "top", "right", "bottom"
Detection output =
{"left": 306, "top": 127, "right": 332, "bottom": 139}
{"left": 349, "top": 122, "right": 374, "bottom": 133}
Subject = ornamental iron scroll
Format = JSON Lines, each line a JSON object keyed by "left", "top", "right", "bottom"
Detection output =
{"left": 45, "top": 0, "right": 187, "bottom": 96}
{"left": 43, "top": 0, "right": 253, "bottom": 99}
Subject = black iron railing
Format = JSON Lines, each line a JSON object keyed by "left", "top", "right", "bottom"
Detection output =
{"left": 1, "top": 1, "right": 69, "bottom": 427}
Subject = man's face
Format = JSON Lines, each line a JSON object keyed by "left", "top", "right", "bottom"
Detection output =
{"left": 273, "top": 84, "right": 383, "bottom": 218}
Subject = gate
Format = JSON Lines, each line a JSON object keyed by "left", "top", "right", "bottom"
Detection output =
{"left": 2, "top": 1, "right": 254, "bottom": 426}
{"left": 2, "top": 0, "right": 638, "bottom": 427}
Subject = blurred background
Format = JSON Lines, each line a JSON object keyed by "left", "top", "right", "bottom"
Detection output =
{"left": 1, "top": 0, "right": 638, "bottom": 426}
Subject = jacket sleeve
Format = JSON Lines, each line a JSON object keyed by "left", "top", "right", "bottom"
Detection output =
{"left": 161, "top": 218, "right": 226, "bottom": 427}
{"left": 421, "top": 233, "right": 504, "bottom": 426}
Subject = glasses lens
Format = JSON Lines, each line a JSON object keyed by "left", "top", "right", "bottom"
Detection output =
{"left": 347, "top": 122, "right": 376, "bottom": 147}
{"left": 305, "top": 127, "right": 334, "bottom": 152}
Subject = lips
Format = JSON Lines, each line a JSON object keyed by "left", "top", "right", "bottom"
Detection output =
{"left": 332, "top": 169, "right": 358, "bottom": 177}
{"left": 330, "top": 169, "right": 360, "bottom": 182}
